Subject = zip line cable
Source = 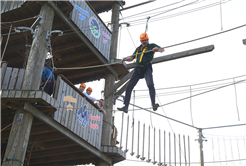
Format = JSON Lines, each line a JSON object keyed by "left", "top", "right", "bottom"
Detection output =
{"left": 53, "top": 23, "right": 246, "bottom": 71}
{"left": 0, "top": 15, "right": 39, "bottom": 25}
{"left": 129, "top": 0, "right": 230, "bottom": 26}
{"left": 124, "top": 0, "right": 202, "bottom": 24}
{"left": 133, "top": 80, "right": 246, "bottom": 99}
{"left": 117, "top": 0, "right": 185, "bottom": 21}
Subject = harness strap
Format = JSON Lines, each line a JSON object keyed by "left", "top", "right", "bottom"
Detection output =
{"left": 135, "top": 47, "right": 147, "bottom": 63}
{"left": 3, "top": 158, "right": 24, "bottom": 164}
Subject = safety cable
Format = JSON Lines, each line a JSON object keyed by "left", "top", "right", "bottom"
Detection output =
{"left": 117, "top": 0, "right": 185, "bottom": 21}
{"left": 53, "top": 23, "right": 246, "bottom": 71}
{"left": 1, "top": 23, "right": 12, "bottom": 61}
{"left": 233, "top": 78, "right": 240, "bottom": 121}
{"left": 1, "top": 15, "right": 39, "bottom": 25}
{"left": 130, "top": 0, "right": 230, "bottom": 26}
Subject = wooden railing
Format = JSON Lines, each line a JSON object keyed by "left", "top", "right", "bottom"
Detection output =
{"left": 53, "top": 75, "right": 104, "bottom": 150}
{"left": 1, "top": 62, "right": 25, "bottom": 90}
{"left": 1, "top": 62, "right": 105, "bottom": 150}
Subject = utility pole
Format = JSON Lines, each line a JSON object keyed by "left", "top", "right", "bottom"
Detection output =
{"left": 2, "top": 3, "right": 55, "bottom": 166}
{"left": 196, "top": 128, "right": 206, "bottom": 166}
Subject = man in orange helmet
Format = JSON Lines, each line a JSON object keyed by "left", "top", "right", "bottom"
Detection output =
{"left": 84, "top": 87, "right": 105, "bottom": 106}
{"left": 117, "top": 33, "right": 164, "bottom": 113}
{"left": 79, "top": 83, "right": 86, "bottom": 92}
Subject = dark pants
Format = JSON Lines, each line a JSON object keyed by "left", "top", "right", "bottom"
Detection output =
{"left": 43, "top": 83, "right": 54, "bottom": 96}
{"left": 124, "top": 65, "right": 156, "bottom": 108}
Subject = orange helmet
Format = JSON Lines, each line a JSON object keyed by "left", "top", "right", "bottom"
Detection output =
{"left": 80, "top": 83, "right": 86, "bottom": 88}
{"left": 87, "top": 87, "right": 93, "bottom": 91}
{"left": 140, "top": 33, "right": 149, "bottom": 41}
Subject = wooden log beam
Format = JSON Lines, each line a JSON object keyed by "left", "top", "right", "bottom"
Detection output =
{"left": 126, "top": 45, "right": 215, "bottom": 69}
{"left": 23, "top": 102, "right": 112, "bottom": 164}
{"left": 105, "top": 70, "right": 134, "bottom": 98}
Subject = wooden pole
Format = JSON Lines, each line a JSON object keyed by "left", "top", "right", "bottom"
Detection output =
{"left": 2, "top": 3, "right": 55, "bottom": 166}
{"left": 102, "top": 1, "right": 120, "bottom": 146}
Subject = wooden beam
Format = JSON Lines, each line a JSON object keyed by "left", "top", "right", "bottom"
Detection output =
{"left": 105, "top": 70, "right": 134, "bottom": 98}
{"left": 30, "top": 131, "right": 67, "bottom": 143}
{"left": 48, "top": 1, "right": 119, "bottom": 79}
{"left": 53, "top": 41, "right": 85, "bottom": 53}
{"left": 30, "top": 151, "right": 95, "bottom": 164}
{"left": 31, "top": 146, "right": 86, "bottom": 158}
{"left": 126, "top": 45, "right": 215, "bottom": 69}
{"left": 114, "top": 83, "right": 127, "bottom": 103}
{"left": 23, "top": 103, "right": 112, "bottom": 164}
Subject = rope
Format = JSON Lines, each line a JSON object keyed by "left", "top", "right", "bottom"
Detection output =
{"left": 1, "top": 122, "right": 13, "bottom": 132}
{"left": 1, "top": 23, "right": 12, "bottom": 61}
{"left": 53, "top": 24, "right": 246, "bottom": 71}
{"left": 217, "top": 136, "right": 221, "bottom": 165}
{"left": 189, "top": 86, "right": 194, "bottom": 126}
{"left": 223, "top": 137, "right": 228, "bottom": 165}
{"left": 230, "top": 137, "right": 235, "bottom": 165}
{"left": 233, "top": 78, "right": 240, "bottom": 121}
{"left": 1, "top": 15, "right": 38, "bottom": 25}
{"left": 220, "top": 0, "right": 223, "bottom": 31}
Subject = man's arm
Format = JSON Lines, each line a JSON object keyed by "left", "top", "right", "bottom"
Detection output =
{"left": 122, "top": 56, "right": 134, "bottom": 62}
{"left": 152, "top": 47, "right": 164, "bottom": 53}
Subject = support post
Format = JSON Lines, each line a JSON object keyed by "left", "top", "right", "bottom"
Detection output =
{"left": 102, "top": 1, "right": 120, "bottom": 147}
{"left": 2, "top": 3, "right": 55, "bottom": 166}
{"left": 197, "top": 129, "right": 205, "bottom": 166}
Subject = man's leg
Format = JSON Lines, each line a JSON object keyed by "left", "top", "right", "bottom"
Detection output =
{"left": 118, "top": 69, "right": 139, "bottom": 111}
{"left": 144, "top": 66, "right": 158, "bottom": 110}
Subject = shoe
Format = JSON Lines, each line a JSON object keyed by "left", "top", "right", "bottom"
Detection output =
{"left": 117, "top": 106, "right": 128, "bottom": 113}
{"left": 153, "top": 103, "right": 159, "bottom": 111}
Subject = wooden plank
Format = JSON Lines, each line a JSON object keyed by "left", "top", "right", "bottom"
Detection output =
{"left": 74, "top": 94, "right": 82, "bottom": 136}
{"left": 8, "top": 68, "right": 19, "bottom": 90}
{"left": 57, "top": 79, "right": 67, "bottom": 123}
{"left": 1, "top": 62, "right": 8, "bottom": 86}
{"left": 105, "top": 70, "right": 134, "bottom": 98}
{"left": 53, "top": 75, "right": 61, "bottom": 100}
{"left": 54, "top": 76, "right": 64, "bottom": 121}
{"left": 70, "top": 91, "right": 79, "bottom": 131}
{"left": 28, "top": 90, "right": 36, "bottom": 98}
{"left": 15, "top": 69, "right": 25, "bottom": 90}
{"left": 126, "top": 45, "right": 215, "bottom": 69}
{"left": 98, "top": 112, "right": 103, "bottom": 150}
{"left": 2, "top": 67, "right": 12, "bottom": 90}
{"left": 15, "top": 90, "right": 22, "bottom": 98}
{"left": 35, "top": 91, "right": 42, "bottom": 98}
{"left": 21, "top": 90, "right": 29, "bottom": 98}
{"left": 23, "top": 103, "right": 112, "bottom": 165}
{"left": 8, "top": 90, "right": 16, "bottom": 98}
{"left": 66, "top": 86, "right": 74, "bottom": 128}
{"left": 1, "top": 90, "right": 9, "bottom": 98}
{"left": 61, "top": 82, "right": 71, "bottom": 126}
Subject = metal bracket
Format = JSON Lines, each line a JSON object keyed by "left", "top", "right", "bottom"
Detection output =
{"left": 46, "top": 30, "right": 63, "bottom": 41}
{"left": 17, "top": 113, "right": 24, "bottom": 125}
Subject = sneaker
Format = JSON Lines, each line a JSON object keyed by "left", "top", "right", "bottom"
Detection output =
{"left": 153, "top": 103, "right": 159, "bottom": 111}
{"left": 117, "top": 106, "right": 128, "bottom": 113}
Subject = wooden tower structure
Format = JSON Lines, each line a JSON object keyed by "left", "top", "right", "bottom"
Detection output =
{"left": 1, "top": 1, "right": 127, "bottom": 165}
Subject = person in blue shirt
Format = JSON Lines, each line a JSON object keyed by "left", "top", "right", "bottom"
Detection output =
{"left": 41, "top": 61, "right": 55, "bottom": 96}
{"left": 117, "top": 33, "right": 164, "bottom": 113}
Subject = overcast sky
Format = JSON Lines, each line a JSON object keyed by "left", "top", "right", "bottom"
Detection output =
{"left": 77, "top": 0, "right": 246, "bottom": 165}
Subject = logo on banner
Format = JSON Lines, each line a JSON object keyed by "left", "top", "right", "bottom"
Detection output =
{"left": 76, "top": 105, "right": 88, "bottom": 128}
{"left": 89, "top": 17, "right": 100, "bottom": 38}
{"left": 75, "top": 4, "right": 89, "bottom": 21}
{"left": 90, "top": 114, "right": 101, "bottom": 130}
{"left": 102, "top": 31, "right": 111, "bottom": 44}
